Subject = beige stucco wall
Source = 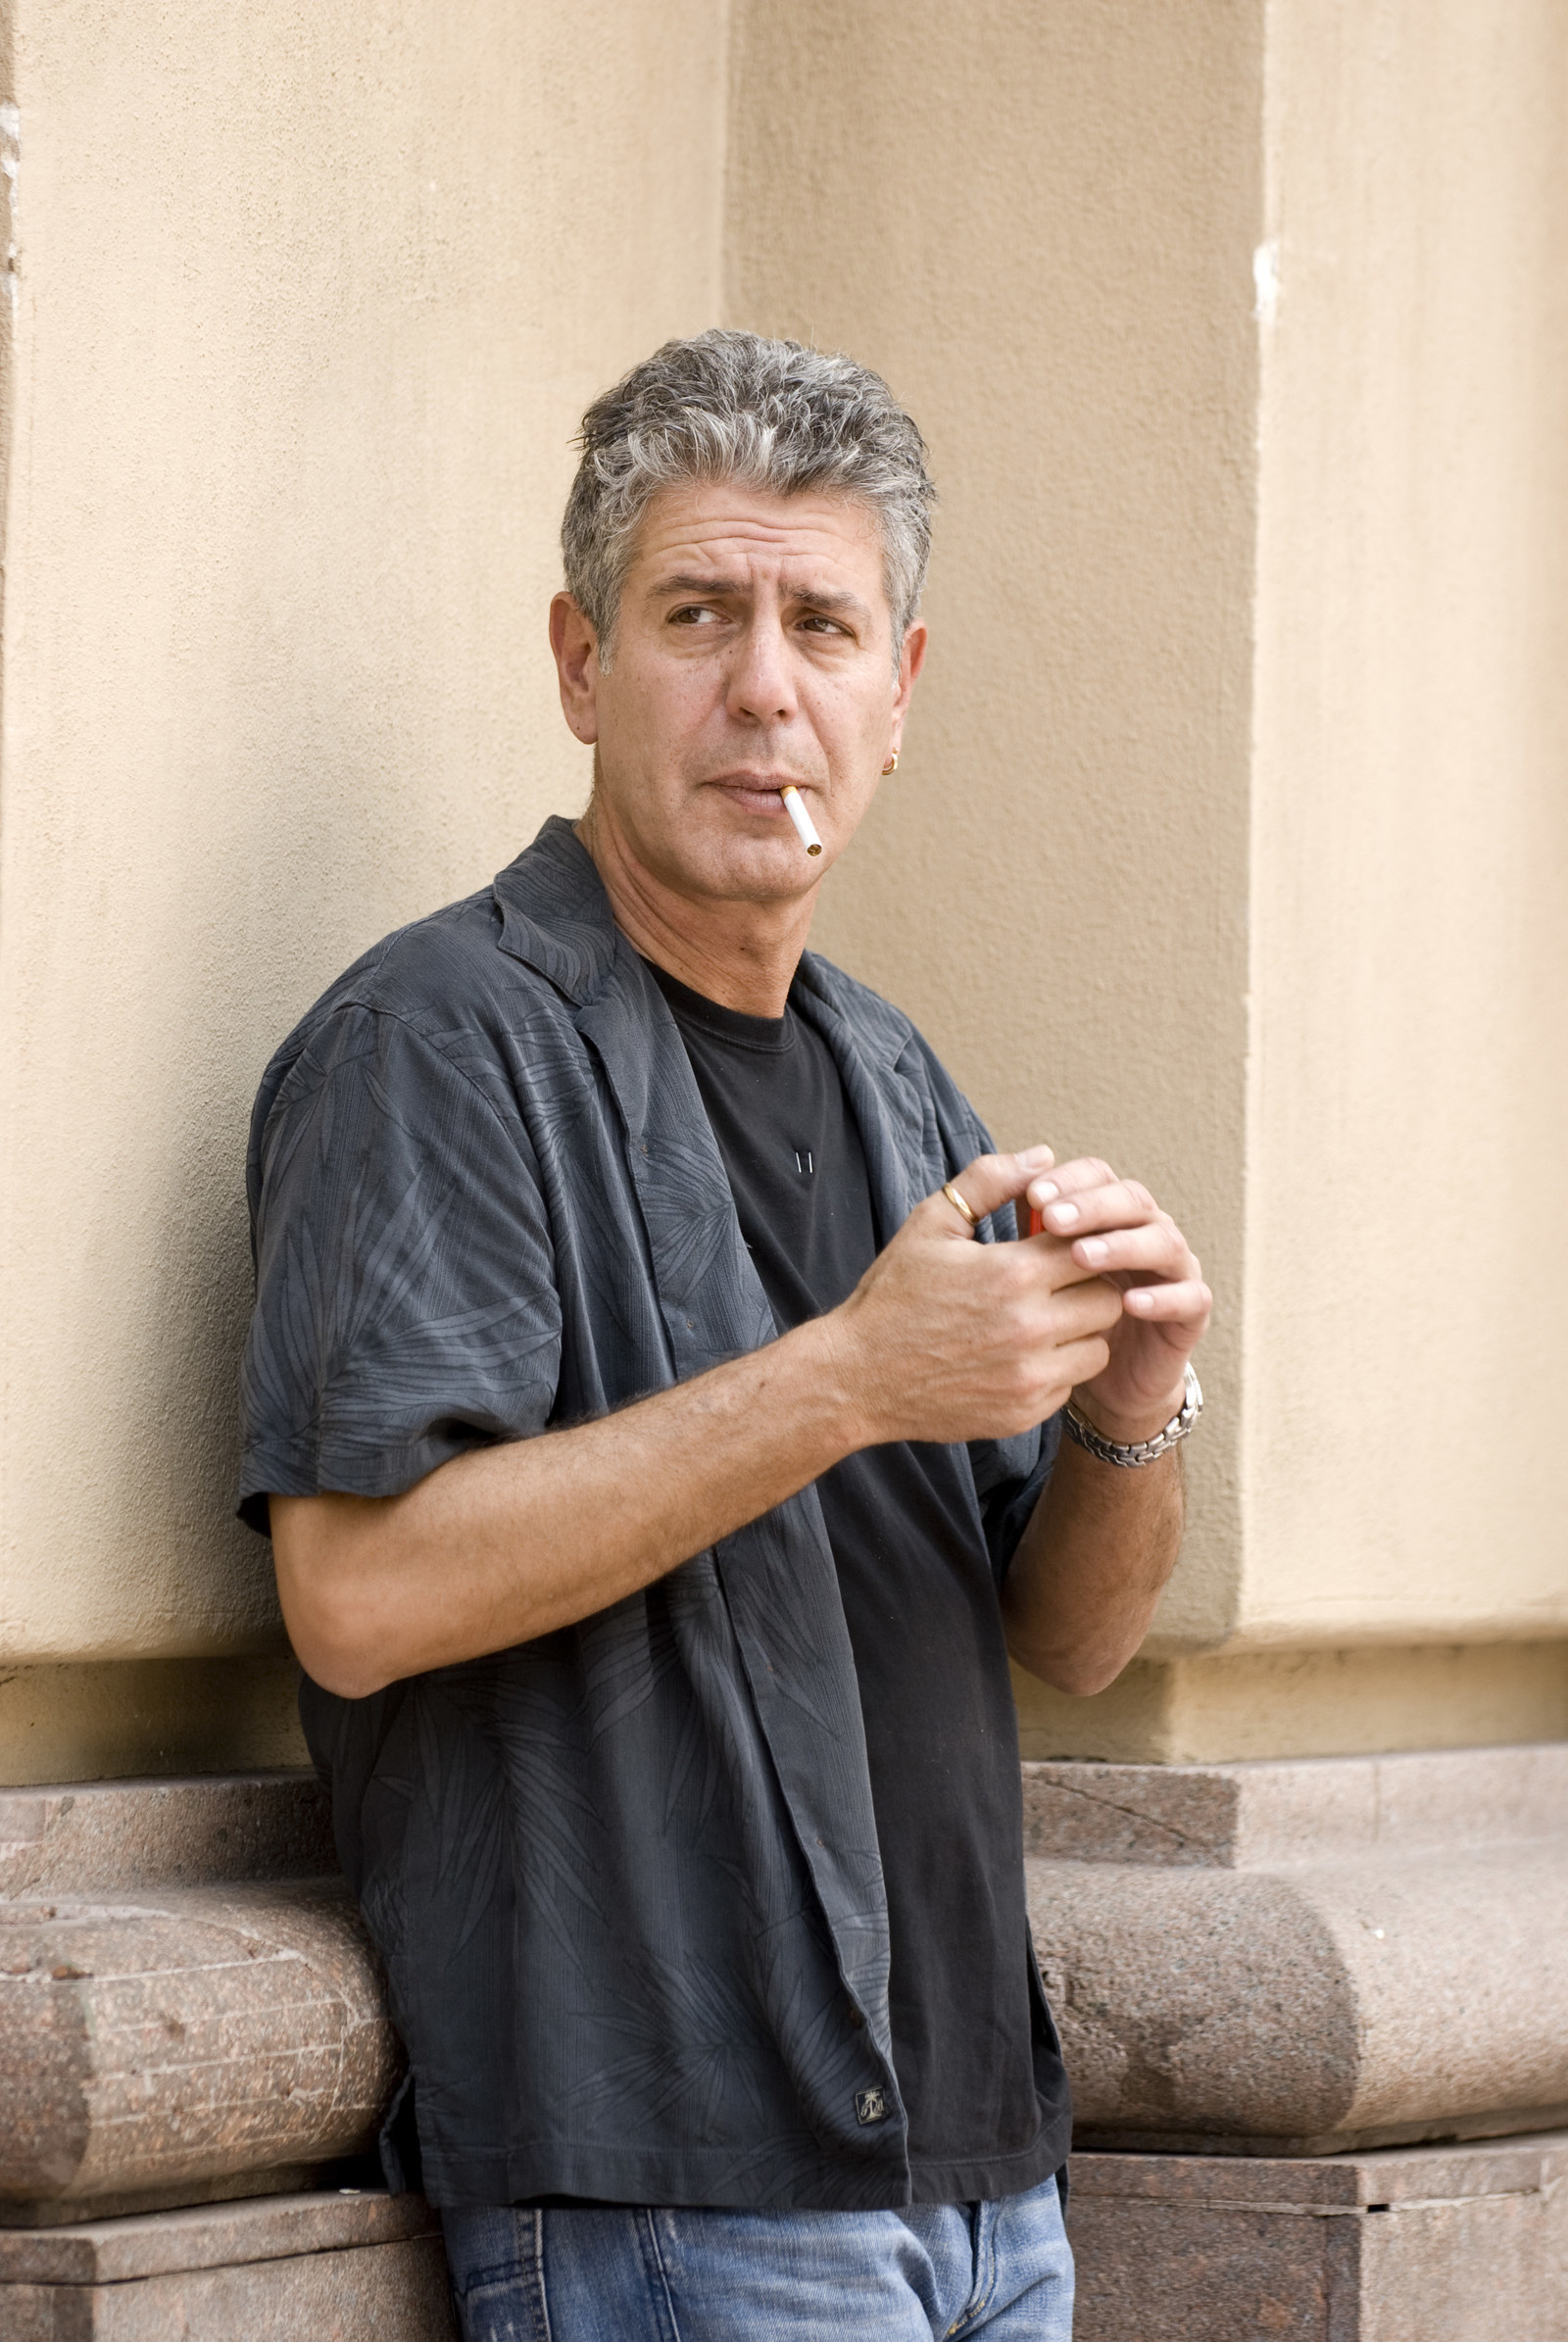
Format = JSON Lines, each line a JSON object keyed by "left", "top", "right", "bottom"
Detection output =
{"left": 0, "top": 0, "right": 1561, "bottom": 1775}
{"left": 1241, "top": 0, "right": 1568, "bottom": 1647}
{"left": 0, "top": 0, "right": 721, "bottom": 1673}
{"left": 727, "top": 0, "right": 1568, "bottom": 1715}
{"left": 726, "top": 0, "right": 1261, "bottom": 1659}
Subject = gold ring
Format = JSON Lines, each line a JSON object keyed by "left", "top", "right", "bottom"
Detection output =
{"left": 941, "top": 1181, "right": 979, "bottom": 1231}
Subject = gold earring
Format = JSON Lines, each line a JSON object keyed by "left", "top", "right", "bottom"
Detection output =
{"left": 882, "top": 752, "right": 899, "bottom": 775}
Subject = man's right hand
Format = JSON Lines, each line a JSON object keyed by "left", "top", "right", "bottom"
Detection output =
{"left": 824, "top": 1147, "right": 1125, "bottom": 1449}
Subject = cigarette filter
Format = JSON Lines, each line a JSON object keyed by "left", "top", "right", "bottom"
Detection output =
{"left": 779, "top": 785, "right": 822, "bottom": 857}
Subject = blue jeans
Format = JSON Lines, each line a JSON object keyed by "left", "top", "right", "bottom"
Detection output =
{"left": 440, "top": 2173, "right": 1073, "bottom": 2341}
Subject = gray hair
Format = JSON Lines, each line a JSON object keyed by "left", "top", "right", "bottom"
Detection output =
{"left": 562, "top": 329, "right": 936, "bottom": 670}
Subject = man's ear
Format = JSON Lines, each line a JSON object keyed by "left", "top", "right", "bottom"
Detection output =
{"left": 550, "top": 593, "right": 601, "bottom": 745}
{"left": 888, "top": 617, "right": 928, "bottom": 752}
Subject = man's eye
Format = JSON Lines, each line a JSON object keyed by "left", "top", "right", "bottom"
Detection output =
{"left": 799, "top": 615, "right": 847, "bottom": 637}
{"left": 669, "top": 605, "right": 720, "bottom": 626}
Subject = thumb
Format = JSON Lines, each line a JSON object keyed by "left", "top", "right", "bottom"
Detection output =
{"left": 926, "top": 1147, "right": 1055, "bottom": 1236}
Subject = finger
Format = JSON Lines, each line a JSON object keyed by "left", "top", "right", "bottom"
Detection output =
{"left": 1025, "top": 1156, "right": 1115, "bottom": 1212}
{"left": 1048, "top": 1280, "right": 1127, "bottom": 1341}
{"left": 1045, "top": 1332, "right": 1114, "bottom": 1392}
{"left": 929, "top": 1146, "right": 1056, "bottom": 1234}
{"left": 1121, "top": 1278, "right": 1212, "bottom": 1328}
{"left": 1035, "top": 1178, "right": 1164, "bottom": 1241}
{"left": 1069, "top": 1223, "right": 1196, "bottom": 1280}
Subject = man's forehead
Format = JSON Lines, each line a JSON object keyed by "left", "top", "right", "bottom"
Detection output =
{"left": 631, "top": 480, "right": 886, "bottom": 590}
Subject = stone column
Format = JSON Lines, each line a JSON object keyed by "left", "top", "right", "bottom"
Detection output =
{"left": 727, "top": 0, "right": 1568, "bottom": 2330}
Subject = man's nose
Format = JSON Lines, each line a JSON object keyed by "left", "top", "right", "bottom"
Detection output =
{"left": 725, "top": 612, "right": 799, "bottom": 728}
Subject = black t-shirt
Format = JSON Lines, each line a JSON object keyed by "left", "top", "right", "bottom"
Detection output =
{"left": 649, "top": 960, "right": 1064, "bottom": 2203}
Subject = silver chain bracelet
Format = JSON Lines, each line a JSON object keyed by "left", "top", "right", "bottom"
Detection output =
{"left": 1063, "top": 1363, "right": 1203, "bottom": 1468}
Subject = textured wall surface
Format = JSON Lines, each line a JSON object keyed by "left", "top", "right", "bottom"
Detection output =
{"left": 0, "top": 0, "right": 1562, "bottom": 1769}
{"left": 726, "top": 0, "right": 1260, "bottom": 1652}
{"left": 0, "top": 0, "right": 726, "bottom": 1665}
{"left": 0, "top": 2192, "right": 457, "bottom": 2339}
{"left": 0, "top": 1882, "right": 399, "bottom": 2211}
{"left": 1243, "top": 0, "right": 1568, "bottom": 1645}
{"left": 1070, "top": 2134, "right": 1568, "bottom": 2342}
{"left": 726, "top": 0, "right": 1568, "bottom": 1677}
{"left": 1027, "top": 1769, "right": 1568, "bottom": 2151}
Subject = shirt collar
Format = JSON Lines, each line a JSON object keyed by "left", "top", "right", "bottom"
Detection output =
{"left": 492, "top": 816, "right": 618, "bottom": 1004}
{"left": 492, "top": 814, "right": 915, "bottom": 1075}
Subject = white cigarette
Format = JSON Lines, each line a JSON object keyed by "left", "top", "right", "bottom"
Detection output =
{"left": 779, "top": 785, "right": 822, "bottom": 857}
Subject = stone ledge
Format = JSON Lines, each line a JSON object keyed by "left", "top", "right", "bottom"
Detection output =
{"left": 1069, "top": 2129, "right": 1568, "bottom": 2342}
{"left": 1028, "top": 1744, "right": 1568, "bottom": 2153}
{"left": 1073, "top": 2126, "right": 1568, "bottom": 2211}
{"left": 1, "top": 2144, "right": 1562, "bottom": 2342}
{"left": 1032, "top": 1838, "right": 1568, "bottom": 2151}
{"left": 0, "top": 2190, "right": 456, "bottom": 2341}
{"left": 3, "top": 1751, "right": 1565, "bottom": 2221}
{"left": 0, "top": 2167, "right": 365, "bottom": 2232}
{"left": 1022, "top": 1740, "right": 1568, "bottom": 1869}
{"left": 3, "top": 2237, "right": 455, "bottom": 2340}
{"left": 0, "top": 2187, "right": 439, "bottom": 2284}
{"left": 0, "top": 1772, "right": 333, "bottom": 1896}
{"left": 0, "top": 1879, "right": 399, "bottom": 2219}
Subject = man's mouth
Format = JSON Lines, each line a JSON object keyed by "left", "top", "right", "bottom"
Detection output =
{"left": 703, "top": 774, "right": 813, "bottom": 817}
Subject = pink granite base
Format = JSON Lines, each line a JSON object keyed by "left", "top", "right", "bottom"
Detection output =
{"left": 1023, "top": 1746, "right": 1568, "bottom": 2155}
{"left": 0, "top": 2188, "right": 456, "bottom": 2340}
{"left": 2, "top": 2135, "right": 1564, "bottom": 2336}
{"left": 1070, "top": 2129, "right": 1568, "bottom": 2341}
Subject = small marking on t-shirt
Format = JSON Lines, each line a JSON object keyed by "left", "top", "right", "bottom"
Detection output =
{"left": 794, "top": 1148, "right": 814, "bottom": 1176}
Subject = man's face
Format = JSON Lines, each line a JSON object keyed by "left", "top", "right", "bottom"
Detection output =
{"left": 551, "top": 479, "right": 925, "bottom": 907}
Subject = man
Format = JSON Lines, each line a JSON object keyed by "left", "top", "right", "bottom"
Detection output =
{"left": 240, "top": 330, "right": 1210, "bottom": 2340}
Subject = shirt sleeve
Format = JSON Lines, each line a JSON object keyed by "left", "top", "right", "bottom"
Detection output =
{"left": 238, "top": 1004, "right": 561, "bottom": 1533}
{"left": 971, "top": 1412, "right": 1063, "bottom": 1587}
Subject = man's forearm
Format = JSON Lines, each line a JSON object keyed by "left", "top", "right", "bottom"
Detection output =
{"left": 272, "top": 1145, "right": 1203, "bottom": 1705}
{"left": 272, "top": 1313, "right": 864, "bottom": 1699}
{"left": 1001, "top": 1437, "right": 1184, "bottom": 1696}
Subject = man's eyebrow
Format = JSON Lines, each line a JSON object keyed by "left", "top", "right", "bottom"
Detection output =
{"left": 647, "top": 570, "right": 872, "bottom": 621}
{"left": 788, "top": 584, "right": 872, "bottom": 621}
{"left": 647, "top": 570, "right": 745, "bottom": 600}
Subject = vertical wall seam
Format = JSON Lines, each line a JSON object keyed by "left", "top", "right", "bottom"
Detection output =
{"left": 1239, "top": 0, "right": 1282, "bottom": 1650}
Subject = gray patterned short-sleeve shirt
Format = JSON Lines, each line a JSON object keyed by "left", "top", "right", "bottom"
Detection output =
{"left": 240, "top": 817, "right": 1067, "bottom": 2211}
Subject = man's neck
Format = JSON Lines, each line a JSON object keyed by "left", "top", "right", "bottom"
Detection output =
{"left": 577, "top": 804, "right": 814, "bottom": 1018}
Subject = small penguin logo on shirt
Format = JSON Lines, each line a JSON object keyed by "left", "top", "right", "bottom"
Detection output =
{"left": 793, "top": 1148, "right": 815, "bottom": 1176}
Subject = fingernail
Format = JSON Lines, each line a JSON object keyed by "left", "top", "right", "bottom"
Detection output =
{"left": 1078, "top": 1237, "right": 1107, "bottom": 1263}
{"left": 1127, "top": 1289, "right": 1153, "bottom": 1309}
{"left": 1019, "top": 1145, "right": 1055, "bottom": 1168}
{"left": 1030, "top": 1181, "right": 1059, "bottom": 1205}
{"left": 1049, "top": 1201, "right": 1079, "bottom": 1227}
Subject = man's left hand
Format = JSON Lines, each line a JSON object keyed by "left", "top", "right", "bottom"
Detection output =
{"left": 1024, "top": 1157, "right": 1211, "bottom": 1442}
